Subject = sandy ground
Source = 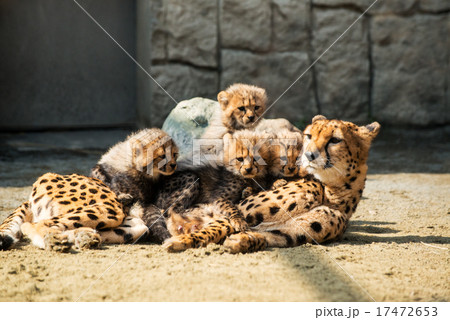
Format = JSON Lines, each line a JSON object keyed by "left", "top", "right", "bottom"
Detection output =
{"left": 0, "top": 127, "right": 449, "bottom": 302}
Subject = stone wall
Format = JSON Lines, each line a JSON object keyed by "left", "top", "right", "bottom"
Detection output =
{"left": 137, "top": 0, "right": 449, "bottom": 128}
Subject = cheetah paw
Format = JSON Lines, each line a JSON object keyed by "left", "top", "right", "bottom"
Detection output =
{"left": 73, "top": 230, "right": 102, "bottom": 250}
{"left": 229, "top": 218, "right": 248, "bottom": 233}
{"left": 44, "top": 233, "right": 72, "bottom": 253}
{"left": 163, "top": 235, "right": 194, "bottom": 252}
{"left": 272, "top": 179, "right": 288, "bottom": 189}
{"left": 241, "top": 187, "right": 254, "bottom": 199}
{"left": 223, "top": 233, "right": 249, "bottom": 254}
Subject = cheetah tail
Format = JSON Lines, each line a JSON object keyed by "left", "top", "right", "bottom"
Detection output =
{"left": 0, "top": 201, "right": 32, "bottom": 250}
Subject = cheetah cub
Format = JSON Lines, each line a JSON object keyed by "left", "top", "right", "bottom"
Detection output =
{"left": 91, "top": 128, "right": 179, "bottom": 243}
{"left": 161, "top": 130, "right": 275, "bottom": 251}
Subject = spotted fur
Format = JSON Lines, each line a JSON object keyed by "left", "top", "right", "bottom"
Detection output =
{"left": 0, "top": 173, "right": 147, "bottom": 252}
{"left": 225, "top": 115, "right": 381, "bottom": 253}
{"left": 91, "top": 128, "right": 179, "bottom": 243}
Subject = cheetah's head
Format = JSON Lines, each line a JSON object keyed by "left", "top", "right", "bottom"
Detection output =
{"left": 301, "top": 115, "right": 380, "bottom": 185}
{"left": 269, "top": 129, "right": 303, "bottom": 178}
{"left": 131, "top": 129, "right": 179, "bottom": 179}
{"left": 218, "top": 83, "right": 267, "bottom": 130}
{"left": 223, "top": 130, "right": 272, "bottom": 179}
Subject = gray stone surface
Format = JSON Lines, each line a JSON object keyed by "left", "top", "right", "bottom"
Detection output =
{"left": 149, "top": 64, "right": 218, "bottom": 127}
{"left": 312, "top": 0, "right": 418, "bottom": 14}
{"left": 166, "top": 0, "right": 218, "bottom": 67}
{"left": 221, "top": 50, "right": 318, "bottom": 123}
{"left": 419, "top": 0, "right": 450, "bottom": 12}
{"left": 312, "top": 8, "right": 370, "bottom": 122}
{"left": 221, "top": 50, "right": 317, "bottom": 124}
{"left": 371, "top": 14, "right": 449, "bottom": 126}
{"left": 220, "top": 0, "right": 271, "bottom": 52}
{"left": 0, "top": 0, "right": 136, "bottom": 130}
{"left": 162, "top": 98, "right": 218, "bottom": 157}
{"left": 272, "top": 0, "right": 310, "bottom": 52}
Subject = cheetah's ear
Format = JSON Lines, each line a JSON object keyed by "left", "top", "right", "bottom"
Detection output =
{"left": 312, "top": 115, "right": 327, "bottom": 123}
{"left": 359, "top": 122, "right": 381, "bottom": 141}
{"left": 217, "top": 91, "right": 229, "bottom": 110}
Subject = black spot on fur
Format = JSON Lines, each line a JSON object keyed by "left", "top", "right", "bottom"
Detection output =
{"left": 296, "top": 235, "right": 307, "bottom": 245}
{"left": 80, "top": 184, "right": 87, "bottom": 190}
{"left": 89, "top": 200, "right": 96, "bottom": 205}
{"left": 70, "top": 182, "right": 78, "bottom": 186}
{"left": 246, "top": 204, "right": 254, "bottom": 210}
{"left": 51, "top": 179, "right": 58, "bottom": 183}
{"left": 349, "top": 176, "right": 357, "bottom": 182}
{"left": 273, "top": 190, "right": 279, "bottom": 194}
{"left": 241, "top": 199, "right": 248, "bottom": 206}
{"left": 107, "top": 208, "right": 117, "bottom": 216}
{"left": 71, "top": 197, "right": 78, "bottom": 202}
{"left": 59, "top": 201, "right": 71, "bottom": 205}
{"left": 255, "top": 213, "right": 264, "bottom": 225}
{"left": 100, "top": 194, "right": 107, "bottom": 199}
{"left": 270, "top": 230, "right": 293, "bottom": 246}
{"left": 96, "top": 222, "right": 106, "bottom": 230}
{"left": 87, "top": 214, "right": 98, "bottom": 220}
{"left": 89, "top": 188, "right": 98, "bottom": 194}
{"left": 124, "top": 234, "right": 133, "bottom": 243}
{"left": 277, "top": 195, "right": 283, "bottom": 199}
{"left": 288, "top": 203, "right": 296, "bottom": 211}
{"left": 40, "top": 179, "right": 48, "bottom": 184}
{"left": 73, "top": 222, "right": 83, "bottom": 228}
{"left": 269, "top": 207, "right": 279, "bottom": 215}
{"left": 68, "top": 216, "right": 80, "bottom": 221}
{"left": 311, "top": 222, "right": 322, "bottom": 233}
{"left": 114, "top": 229, "right": 125, "bottom": 235}
{"left": 46, "top": 185, "right": 52, "bottom": 190}
{"left": 262, "top": 198, "right": 270, "bottom": 202}
{"left": 345, "top": 183, "right": 352, "bottom": 190}
{"left": 345, "top": 206, "right": 350, "bottom": 214}
{"left": 34, "top": 194, "right": 44, "bottom": 203}
{"left": 245, "top": 215, "right": 254, "bottom": 225}
{"left": 57, "top": 184, "right": 64, "bottom": 188}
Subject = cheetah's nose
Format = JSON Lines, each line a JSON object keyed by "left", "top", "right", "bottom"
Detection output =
{"left": 248, "top": 116, "right": 255, "bottom": 121}
{"left": 305, "top": 151, "right": 319, "bottom": 161}
{"left": 245, "top": 167, "right": 252, "bottom": 173}
{"left": 288, "top": 167, "right": 296, "bottom": 172}
{"left": 170, "top": 163, "right": 176, "bottom": 169}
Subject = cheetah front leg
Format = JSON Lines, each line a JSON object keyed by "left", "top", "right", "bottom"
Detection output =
{"left": 163, "top": 218, "right": 235, "bottom": 252}
{"left": 0, "top": 201, "right": 32, "bottom": 250}
{"left": 224, "top": 206, "right": 348, "bottom": 253}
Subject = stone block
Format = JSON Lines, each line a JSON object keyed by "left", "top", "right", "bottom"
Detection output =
{"left": 312, "top": 8, "right": 370, "bottom": 122}
{"left": 148, "top": 64, "right": 218, "bottom": 127}
{"left": 371, "top": 14, "right": 449, "bottom": 126}
{"left": 272, "top": 0, "right": 310, "bottom": 52}
{"left": 220, "top": 0, "right": 271, "bottom": 52}
{"left": 166, "top": 0, "right": 218, "bottom": 67}
{"left": 221, "top": 49, "right": 317, "bottom": 123}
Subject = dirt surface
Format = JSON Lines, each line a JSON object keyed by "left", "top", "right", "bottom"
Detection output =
{"left": 0, "top": 127, "right": 449, "bottom": 302}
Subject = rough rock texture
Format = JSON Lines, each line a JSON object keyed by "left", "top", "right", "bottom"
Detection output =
{"left": 221, "top": 49, "right": 317, "bottom": 122}
{"left": 150, "top": 65, "right": 218, "bottom": 126}
{"left": 371, "top": 14, "right": 449, "bottom": 126}
{"left": 162, "top": 98, "right": 218, "bottom": 157}
{"left": 420, "top": 0, "right": 450, "bottom": 12}
{"left": 313, "top": 0, "right": 418, "bottom": 14}
{"left": 137, "top": 0, "right": 449, "bottom": 127}
{"left": 166, "top": 0, "right": 217, "bottom": 67}
{"left": 312, "top": 8, "right": 370, "bottom": 122}
{"left": 272, "top": 0, "right": 310, "bottom": 52}
{"left": 220, "top": 0, "right": 271, "bottom": 52}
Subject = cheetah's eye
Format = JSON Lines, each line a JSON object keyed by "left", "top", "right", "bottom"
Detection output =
{"left": 329, "top": 137, "right": 342, "bottom": 144}
{"left": 236, "top": 157, "right": 244, "bottom": 162}
{"left": 238, "top": 106, "right": 245, "bottom": 112}
{"left": 305, "top": 134, "right": 312, "bottom": 139}
{"left": 160, "top": 154, "right": 166, "bottom": 159}
{"left": 254, "top": 105, "right": 260, "bottom": 110}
